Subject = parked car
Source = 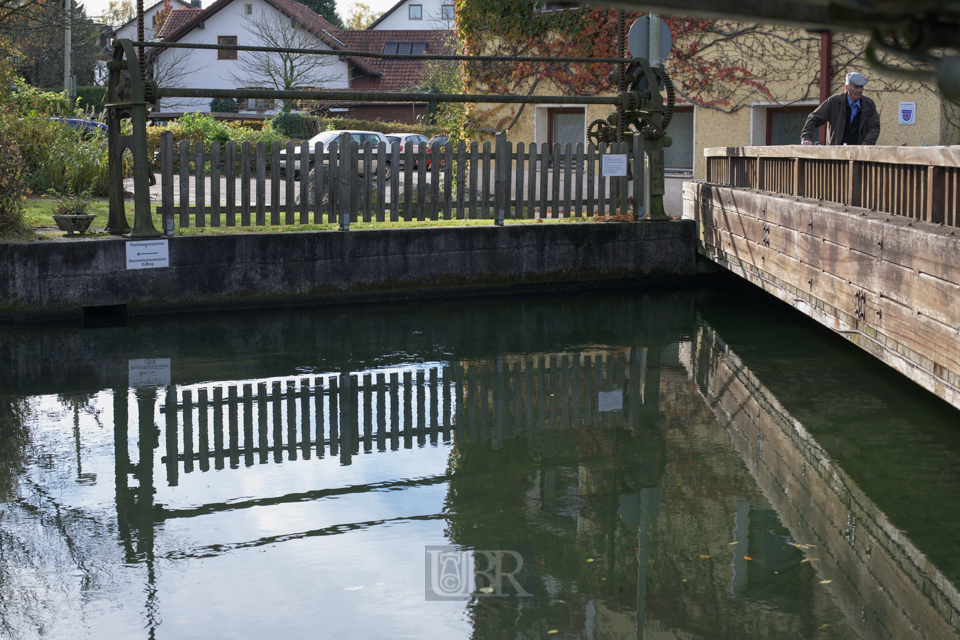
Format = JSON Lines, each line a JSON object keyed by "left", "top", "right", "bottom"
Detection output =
{"left": 428, "top": 135, "right": 449, "bottom": 168}
{"left": 279, "top": 130, "right": 393, "bottom": 180}
{"left": 385, "top": 133, "right": 432, "bottom": 169}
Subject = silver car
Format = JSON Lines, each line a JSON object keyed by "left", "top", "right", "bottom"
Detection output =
{"left": 279, "top": 130, "right": 393, "bottom": 180}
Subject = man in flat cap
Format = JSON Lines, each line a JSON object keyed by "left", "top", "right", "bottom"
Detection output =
{"left": 801, "top": 72, "right": 881, "bottom": 145}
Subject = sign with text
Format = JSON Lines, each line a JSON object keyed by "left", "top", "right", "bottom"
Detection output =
{"left": 598, "top": 390, "right": 623, "bottom": 412}
{"left": 126, "top": 240, "right": 169, "bottom": 270}
{"left": 129, "top": 358, "right": 171, "bottom": 388}
{"left": 899, "top": 102, "right": 917, "bottom": 125}
{"left": 601, "top": 154, "right": 628, "bottom": 177}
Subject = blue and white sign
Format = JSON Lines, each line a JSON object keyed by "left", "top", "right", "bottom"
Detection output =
{"left": 899, "top": 102, "right": 917, "bottom": 125}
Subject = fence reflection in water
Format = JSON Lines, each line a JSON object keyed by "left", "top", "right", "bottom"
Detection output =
{"left": 147, "top": 350, "right": 658, "bottom": 485}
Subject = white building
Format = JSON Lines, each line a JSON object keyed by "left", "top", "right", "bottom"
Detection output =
{"left": 155, "top": 0, "right": 363, "bottom": 113}
{"left": 367, "top": 0, "right": 454, "bottom": 30}
{"left": 114, "top": 0, "right": 194, "bottom": 41}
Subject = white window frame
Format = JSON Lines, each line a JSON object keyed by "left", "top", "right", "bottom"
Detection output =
{"left": 409, "top": 4, "right": 422, "bottom": 19}
{"left": 244, "top": 3, "right": 253, "bottom": 15}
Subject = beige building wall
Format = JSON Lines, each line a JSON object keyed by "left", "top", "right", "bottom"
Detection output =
{"left": 467, "top": 23, "right": 960, "bottom": 184}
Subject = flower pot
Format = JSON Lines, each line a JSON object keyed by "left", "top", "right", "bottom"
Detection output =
{"left": 52, "top": 214, "right": 96, "bottom": 235}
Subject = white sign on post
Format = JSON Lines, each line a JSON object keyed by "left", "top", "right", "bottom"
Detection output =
{"left": 598, "top": 390, "right": 623, "bottom": 412}
{"left": 602, "top": 154, "right": 628, "bottom": 177}
{"left": 126, "top": 240, "right": 169, "bottom": 270}
{"left": 129, "top": 358, "right": 171, "bottom": 388}
{"left": 898, "top": 102, "right": 917, "bottom": 125}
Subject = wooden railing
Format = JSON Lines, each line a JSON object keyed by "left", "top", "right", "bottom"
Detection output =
{"left": 705, "top": 146, "right": 960, "bottom": 228}
{"left": 158, "top": 131, "right": 648, "bottom": 228}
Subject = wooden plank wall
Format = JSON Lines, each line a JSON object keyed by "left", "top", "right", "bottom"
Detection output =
{"left": 685, "top": 182, "right": 960, "bottom": 410}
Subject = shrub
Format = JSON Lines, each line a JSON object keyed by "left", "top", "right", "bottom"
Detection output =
{"left": 176, "top": 112, "right": 233, "bottom": 143}
{"left": 15, "top": 118, "right": 109, "bottom": 196}
{"left": 210, "top": 97, "right": 240, "bottom": 113}
{"left": 271, "top": 111, "right": 305, "bottom": 139}
{"left": 76, "top": 86, "right": 107, "bottom": 115}
{"left": 0, "top": 118, "right": 29, "bottom": 236}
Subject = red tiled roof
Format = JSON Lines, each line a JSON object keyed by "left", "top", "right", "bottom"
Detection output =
{"left": 335, "top": 30, "right": 453, "bottom": 91}
{"left": 158, "top": 8, "right": 203, "bottom": 39}
{"left": 157, "top": 0, "right": 454, "bottom": 92}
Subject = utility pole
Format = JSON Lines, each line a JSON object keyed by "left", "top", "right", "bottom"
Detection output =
{"left": 64, "top": 0, "right": 74, "bottom": 107}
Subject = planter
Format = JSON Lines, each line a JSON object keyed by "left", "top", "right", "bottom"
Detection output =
{"left": 52, "top": 214, "right": 96, "bottom": 236}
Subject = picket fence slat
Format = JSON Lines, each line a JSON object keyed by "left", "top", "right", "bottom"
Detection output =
{"left": 515, "top": 142, "right": 525, "bottom": 219}
{"left": 210, "top": 141, "right": 221, "bottom": 227}
{"left": 539, "top": 143, "right": 549, "bottom": 218}
{"left": 299, "top": 141, "right": 309, "bottom": 224}
{"left": 226, "top": 141, "right": 236, "bottom": 226}
{"left": 285, "top": 141, "right": 295, "bottom": 225}
{"left": 255, "top": 141, "right": 266, "bottom": 226}
{"left": 390, "top": 142, "right": 400, "bottom": 222}
{"left": 443, "top": 142, "right": 453, "bottom": 219}
{"left": 429, "top": 142, "right": 439, "bottom": 221}
{"left": 179, "top": 141, "right": 189, "bottom": 227}
{"left": 195, "top": 140, "right": 205, "bottom": 228}
{"left": 376, "top": 141, "right": 386, "bottom": 223}
{"left": 161, "top": 132, "right": 174, "bottom": 226}
{"left": 456, "top": 142, "right": 466, "bottom": 220}
{"left": 363, "top": 140, "right": 372, "bottom": 223}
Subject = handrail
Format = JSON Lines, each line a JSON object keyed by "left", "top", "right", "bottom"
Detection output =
{"left": 704, "top": 145, "right": 960, "bottom": 228}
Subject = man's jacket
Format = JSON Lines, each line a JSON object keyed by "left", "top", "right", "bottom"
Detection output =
{"left": 801, "top": 93, "right": 881, "bottom": 145}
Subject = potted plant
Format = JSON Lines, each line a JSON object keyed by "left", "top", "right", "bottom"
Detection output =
{"left": 52, "top": 191, "right": 96, "bottom": 235}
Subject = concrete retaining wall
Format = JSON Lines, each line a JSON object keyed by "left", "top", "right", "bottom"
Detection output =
{"left": 684, "top": 181, "right": 960, "bottom": 410}
{"left": 0, "top": 221, "right": 696, "bottom": 322}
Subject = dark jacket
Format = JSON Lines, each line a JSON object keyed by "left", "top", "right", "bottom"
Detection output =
{"left": 801, "top": 93, "right": 881, "bottom": 145}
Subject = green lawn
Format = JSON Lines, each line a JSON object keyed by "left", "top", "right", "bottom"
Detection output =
{"left": 18, "top": 197, "right": 605, "bottom": 239}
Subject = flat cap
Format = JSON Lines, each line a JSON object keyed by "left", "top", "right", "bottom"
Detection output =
{"left": 846, "top": 72, "right": 868, "bottom": 86}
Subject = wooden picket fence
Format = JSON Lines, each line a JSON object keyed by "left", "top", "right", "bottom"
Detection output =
{"left": 158, "top": 131, "right": 647, "bottom": 228}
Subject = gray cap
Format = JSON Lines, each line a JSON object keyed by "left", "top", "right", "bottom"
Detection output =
{"left": 846, "top": 72, "right": 868, "bottom": 86}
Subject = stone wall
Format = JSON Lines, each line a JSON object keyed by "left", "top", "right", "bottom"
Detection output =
{"left": 0, "top": 221, "right": 696, "bottom": 322}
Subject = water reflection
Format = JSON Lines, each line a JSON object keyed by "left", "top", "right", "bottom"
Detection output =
{"left": 0, "top": 289, "right": 958, "bottom": 639}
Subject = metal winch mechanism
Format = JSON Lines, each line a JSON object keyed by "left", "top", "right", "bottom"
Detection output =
{"left": 587, "top": 57, "right": 675, "bottom": 220}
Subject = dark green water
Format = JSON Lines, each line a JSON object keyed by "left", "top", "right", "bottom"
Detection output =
{"left": 0, "top": 284, "right": 958, "bottom": 640}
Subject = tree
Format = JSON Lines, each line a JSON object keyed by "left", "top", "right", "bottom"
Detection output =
{"left": 344, "top": 2, "right": 382, "bottom": 30}
{"left": 227, "top": 8, "right": 341, "bottom": 111}
{"left": 100, "top": 0, "right": 135, "bottom": 27}
{"left": 153, "top": 0, "right": 172, "bottom": 33}
{"left": 4, "top": 1, "right": 102, "bottom": 88}
{"left": 0, "top": 0, "right": 44, "bottom": 27}
{"left": 297, "top": 0, "right": 343, "bottom": 28}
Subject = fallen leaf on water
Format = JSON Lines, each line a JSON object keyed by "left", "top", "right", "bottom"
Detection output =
{"left": 801, "top": 558, "right": 820, "bottom": 563}
{"left": 728, "top": 541, "right": 739, "bottom": 546}
{"left": 344, "top": 586, "right": 363, "bottom": 591}
{"left": 547, "top": 631, "right": 559, "bottom": 635}
{"left": 682, "top": 579, "right": 687, "bottom": 582}
{"left": 699, "top": 555, "right": 711, "bottom": 559}
{"left": 586, "top": 558, "right": 595, "bottom": 563}
{"left": 819, "top": 580, "right": 832, "bottom": 584}
{"left": 743, "top": 556, "right": 753, "bottom": 561}
{"left": 627, "top": 546, "right": 640, "bottom": 551}
{"left": 601, "top": 578, "right": 607, "bottom": 581}
{"left": 818, "top": 624, "right": 830, "bottom": 630}
{"left": 479, "top": 587, "right": 494, "bottom": 594}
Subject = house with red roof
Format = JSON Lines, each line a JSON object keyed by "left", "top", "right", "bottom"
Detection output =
{"left": 152, "top": 0, "right": 452, "bottom": 122}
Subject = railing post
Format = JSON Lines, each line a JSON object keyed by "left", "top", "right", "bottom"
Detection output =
{"left": 794, "top": 157, "right": 804, "bottom": 197}
{"left": 928, "top": 165, "right": 945, "bottom": 224}
{"left": 849, "top": 160, "right": 862, "bottom": 207}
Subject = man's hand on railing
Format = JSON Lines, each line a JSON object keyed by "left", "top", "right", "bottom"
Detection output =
{"left": 801, "top": 140, "right": 814, "bottom": 145}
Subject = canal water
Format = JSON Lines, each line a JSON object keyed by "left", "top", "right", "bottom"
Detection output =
{"left": 1, "top": 284, "right": 958, "bottom": 640}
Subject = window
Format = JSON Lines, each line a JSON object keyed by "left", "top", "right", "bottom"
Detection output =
{"left": 384, "top": 41, "right": 398, "bottom": 54}
{"left": 244, "top": 3, "right": 252, "bottom": 15}
{"left": 397, "top": 42, "right": 413, "bottom": 55}
{"left": 663, "top": 108, "right": 693, "bottom": 169}
{"left": 548, "top": 108, "right": 585, "bottom": 148}
{"left": 441, "top": 4, "right": 454, "bottom": 19}
{"left": 409, "top": 4, "right": 422, "bottom": 19}
{"left": 766, "top": 106, "right": 814, "bottom": 145}
{"left": 218, "top": 35, "right": 237, "bottom": 60}
{"left": 411, "top": 42, "right": 426, "bottom": 55}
